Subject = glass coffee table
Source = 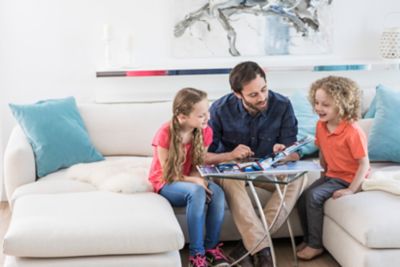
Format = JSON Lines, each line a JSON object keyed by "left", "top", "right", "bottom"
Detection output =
{"left": 207, "top": 171, "right": 307, "bottom": 267}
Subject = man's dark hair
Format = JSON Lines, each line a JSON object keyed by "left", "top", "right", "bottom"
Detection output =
{"left": 229, "top": 61, "right": 266, "bottom": 93}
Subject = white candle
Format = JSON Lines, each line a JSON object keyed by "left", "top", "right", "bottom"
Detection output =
{"left": 103, "top": 24, "right": 110, "bottom": 41}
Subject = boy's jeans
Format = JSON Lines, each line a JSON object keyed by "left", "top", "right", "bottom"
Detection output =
{"left": 297, "top": 176, "right": 349, "bottom": 248}
{"left": 160, "top": 181, "right": 225, "bottom": 256}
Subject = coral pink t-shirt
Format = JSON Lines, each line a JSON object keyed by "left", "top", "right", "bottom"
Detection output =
{"left": 315, "top": 120, "right": 368, "bottom": 183}
{"left": 148, "top": 122, "right": 213, "bottom": 193}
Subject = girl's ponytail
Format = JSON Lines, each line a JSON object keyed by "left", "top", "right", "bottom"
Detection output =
{"left": 162, "top": 88, "right": 207, "bottom": 183}
{"left": 163, "top": 115, "right": 185, "bottom": 183}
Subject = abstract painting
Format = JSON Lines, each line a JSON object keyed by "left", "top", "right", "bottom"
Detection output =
{"left": 173, "top": 0, "right": 333, "bottom": 57}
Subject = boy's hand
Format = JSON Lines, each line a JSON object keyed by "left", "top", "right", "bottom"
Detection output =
{"left": 332, "top": 188, "right": 354, "bottom": 199}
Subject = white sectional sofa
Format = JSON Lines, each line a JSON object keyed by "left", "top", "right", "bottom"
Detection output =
{"left": 3, "top": 102, "right": 185, "bottom": 267}
{"left": 3, "top": 94, "right": 400, "bottom": 267}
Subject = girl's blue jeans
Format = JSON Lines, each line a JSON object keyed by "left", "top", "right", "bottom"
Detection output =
{"left": 159, "top": 180, "right": 225, "bottom": 256}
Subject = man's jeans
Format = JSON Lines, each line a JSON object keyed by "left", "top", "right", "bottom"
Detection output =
{"left": 160, "top": 181, "right": 225, "bottom": 256}
{"left": 216, "top": 174, "right": 307, "bottom": 254}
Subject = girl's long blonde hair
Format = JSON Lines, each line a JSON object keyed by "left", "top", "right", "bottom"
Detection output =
{"left": 163, "top": 88, "right": 208, "bottom": 183}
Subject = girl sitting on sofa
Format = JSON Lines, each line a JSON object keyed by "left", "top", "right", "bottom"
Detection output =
{"left": 148, "top": 87, "right": 229, "bottom": 267}
{"left": 296, "top": 76, "right": 370, "bottom": 260}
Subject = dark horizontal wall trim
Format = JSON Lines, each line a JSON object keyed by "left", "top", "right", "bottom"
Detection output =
{"left": 96, "top": 68, "right": 232, "bottom": 77}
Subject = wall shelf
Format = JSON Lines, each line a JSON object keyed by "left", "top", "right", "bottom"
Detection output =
{"left": 96, "top": 61, "right": 400, "bottom": 78}
{"left": 96, "top": 68, "right": 232, "bottom": 77}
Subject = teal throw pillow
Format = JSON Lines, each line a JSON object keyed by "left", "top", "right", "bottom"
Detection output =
{"left": 368, "top": 85, "right": 400, "bottom": 162}
{"left": 9, "top": 97, "right": 104, "bottom": 178}
{"left": 289, "top": 90, "right": 319, "bottom": 157}
{"left": 363, "top": 85, "right": 382, "bottom": 119}
{"left": 363, "top": 96, "right": 376, "bottom": 118}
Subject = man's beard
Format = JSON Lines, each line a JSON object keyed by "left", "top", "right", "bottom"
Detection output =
{"left": 242, "top": 97, "right": 268, "bottom": 114}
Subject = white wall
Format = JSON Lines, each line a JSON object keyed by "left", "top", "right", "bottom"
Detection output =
{"left": 1, "top": 0, "right": 400, "bottom": 200}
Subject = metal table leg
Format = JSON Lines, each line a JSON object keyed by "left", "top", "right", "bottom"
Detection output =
{"left": 274, "top": 176, "right": 303, "bottom": 267}
{"left": 247, "top": 181, "right": 277, "bottom": 267}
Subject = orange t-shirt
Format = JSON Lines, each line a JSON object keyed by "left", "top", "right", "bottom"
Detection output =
{"left": 148, "top": 122, "right": 213, "bottom": 193}
{"left": 315, "top": 120, "right": 368, "bottom": 183}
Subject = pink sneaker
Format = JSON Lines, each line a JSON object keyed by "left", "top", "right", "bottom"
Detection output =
{"left": 205, "top": 243, "right": 230, "bottom": 267}
{"left": 189, "top": 254, "right": 208, "bottom": 267}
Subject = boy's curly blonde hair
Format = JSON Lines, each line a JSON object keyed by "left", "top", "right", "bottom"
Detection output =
{"left": 309, "top": 76, "right": 361, "bottom": 122}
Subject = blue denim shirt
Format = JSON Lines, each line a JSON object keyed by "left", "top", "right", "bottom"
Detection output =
{"left": 208, "top": 91, "right": 298, "bottom": 158}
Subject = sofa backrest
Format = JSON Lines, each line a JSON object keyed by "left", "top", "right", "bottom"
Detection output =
{"left": 78, "top": 88, "right": 376, "bottom": 157}
{"left": 78, "top": 102, "right": 172, "bottom": 157}
{"left": 360, "top": 88, "right": 376, "bottom": 117}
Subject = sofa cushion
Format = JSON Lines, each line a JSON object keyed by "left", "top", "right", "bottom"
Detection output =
{"left": 9, "top": 156, "right": 153, "bottom": 207}
{"left": 9, "top": 97, "right": 104, "bottom": 177}
{"left": 4, "top": 252, "right": 181, "bottom": 267}
{"left": 10, "top": 178, "right": 96, "bottom": 208}
{"left": 78, "top": 102, "right": 172, "bottom": 157}
{"left": 4, "top": 192, "right": 184, "bottom": 257}
{"left": 289, "top": 90, "right": 319, "bottom": 157}
{"left": 323, "top": 216, "right": 400, "bottom": 267}
{"left": 324, "top": 190, "right": 400, "bottom": 248}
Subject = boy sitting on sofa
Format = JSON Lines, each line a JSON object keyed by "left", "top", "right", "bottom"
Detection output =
{"left": 296, "top": 76, "right": 370, "bottom": 260}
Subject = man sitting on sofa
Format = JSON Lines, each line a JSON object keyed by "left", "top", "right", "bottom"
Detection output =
{"left": 206, "top": 61, "right": 306, "bottom": 267}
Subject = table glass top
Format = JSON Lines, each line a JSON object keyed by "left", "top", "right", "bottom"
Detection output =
{"left": 207, "top": 171, "right": 307, "bottom": 185}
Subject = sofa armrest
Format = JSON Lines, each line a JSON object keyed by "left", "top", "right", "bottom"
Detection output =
{"left": 4, "top": 126, "right": 36, "bottom": 202}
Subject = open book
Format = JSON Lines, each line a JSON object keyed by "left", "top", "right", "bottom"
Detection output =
{"left": 198, "top": 136, "right": 323, "bottom": 177}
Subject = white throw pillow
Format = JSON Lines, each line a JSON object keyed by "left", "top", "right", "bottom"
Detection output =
{"left": 67, "top": 158, "right": 152, "bottom": 193}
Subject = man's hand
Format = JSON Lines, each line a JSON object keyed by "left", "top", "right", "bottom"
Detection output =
{"left": 272, "top": 143, "right": 300, "bottom": 163}
{"left": 273, "top": 143, "right": 286, "bottom": 153}
{"left": 230, "top": 144, "right": 254, "bottom": 160}
{"left": 332, "top": 188, "right": 354, "bottom": 199}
